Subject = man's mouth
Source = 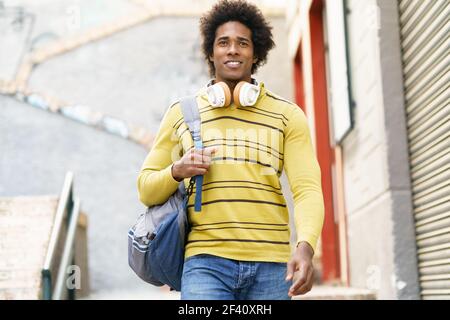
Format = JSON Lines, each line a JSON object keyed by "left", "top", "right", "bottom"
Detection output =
{"left": 224, "top": 60, "right": 242, "bottom": 68}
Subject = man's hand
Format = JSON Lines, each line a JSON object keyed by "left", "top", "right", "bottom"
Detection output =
{"left": 286, "top": 241, "right": 315, "bottom": 297}
{"left": 171, "top": 146, "right": 218, "bottom": 181}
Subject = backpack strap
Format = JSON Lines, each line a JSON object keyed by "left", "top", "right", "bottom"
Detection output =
{"left": 179, "top": 96, "right": 203, "bottom": 212}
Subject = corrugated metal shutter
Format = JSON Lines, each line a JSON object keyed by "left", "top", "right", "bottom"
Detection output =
{"left": 398, "top": 0, "right": 450, "bottom": 300}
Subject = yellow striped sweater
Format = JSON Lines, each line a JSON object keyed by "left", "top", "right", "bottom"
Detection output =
{"left": 137, "top": 81, "right": 324, "bottom": 263}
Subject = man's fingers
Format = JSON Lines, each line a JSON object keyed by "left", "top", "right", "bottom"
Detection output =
{"left": 296, "top": 268, "right": 314, "bottom": 295}
{"left": 186, "top": 153, "right": 211, "bottom": 165}
{"left": 288, "top": 275, "right": 306, "bottom": 295}
{"left": 202, "top": 155, "right": 212, "bottom": 163}
{"left": 289, "top": 265, "right": 314, "bottom": 297}
{"left": 192, "top": 167, "right": 208, "bottom": 175}
{"left": 182, "top": 147, "right": 217, "bottom": 176}
{"left": 288, "top": 264, "right": 309, "bottom": 295}
{"left": 188, "top": 147, "right": 217, "bottom": 161}
{"left": 189, "top": 146, "right": 218, "bottom": 154}
{"left": 285, "top": 260, "right": 296, "bottom": 281}
{"left": 202, "top": 146, "right": 219, "bottom": 157}
{"left": 188, "top": 162, "right": 210, "bottom": 170}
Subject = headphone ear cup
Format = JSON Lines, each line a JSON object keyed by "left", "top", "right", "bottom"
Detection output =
{"left": 233, "top": 81, "right": 246, "bottom": 107}
{"left": 234, "top": 81, "right": 260, "bottom": 107}
{"left": 207, "top": 82, "right": 232, "bottom": 107}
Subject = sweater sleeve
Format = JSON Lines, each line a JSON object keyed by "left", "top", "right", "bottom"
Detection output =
{"left": 137, "top": 104, "right": 182, "bottom": 206}
{"left": 283, "top": 106, "right": 325, "bottom": 253}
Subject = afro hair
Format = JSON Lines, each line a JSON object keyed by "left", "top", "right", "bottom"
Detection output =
{"left": 199, "top": 0, "right": 276, "bottom": 76}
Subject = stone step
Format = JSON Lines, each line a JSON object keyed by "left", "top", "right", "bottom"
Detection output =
{"left": 293, "top": 285, "right": 377, "bottom": 300}
{"left": 83, "top": 286, "right": 180, "bottom": 300}
{"left": 0, "top": 196, "right": 58, "bottom": 299}
{"left": 0, "top": 195, "right": 89, "bottom": 300}
{"left": 84, "top": 285, "right": 376, "bottom": 300}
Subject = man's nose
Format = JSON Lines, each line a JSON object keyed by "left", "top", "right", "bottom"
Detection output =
{"left": 227, "top": 42, "right": 239, "bottom": 55}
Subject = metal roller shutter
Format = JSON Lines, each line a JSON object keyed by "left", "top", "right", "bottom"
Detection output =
{"left": 398, "top": 0, "right": 450, "bottom": 300}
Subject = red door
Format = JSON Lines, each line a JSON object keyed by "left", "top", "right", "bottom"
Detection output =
{"left": 292, "top": 0, "right": 342, "bottom": 283}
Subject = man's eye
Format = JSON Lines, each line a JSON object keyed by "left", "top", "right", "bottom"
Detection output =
{"left": 218, "top": 41, "right": 228, "bottom": 46}
{"left": 240, "top": 42, "right": 248, "bottom": 47}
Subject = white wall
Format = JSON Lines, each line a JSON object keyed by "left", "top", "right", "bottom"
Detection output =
{"left": 342, "top": 0, "right": 419, "bottom": 299}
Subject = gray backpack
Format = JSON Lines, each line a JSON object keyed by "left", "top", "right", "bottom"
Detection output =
{"left": 128, "top": 95, "right": 204, "bottom": 291}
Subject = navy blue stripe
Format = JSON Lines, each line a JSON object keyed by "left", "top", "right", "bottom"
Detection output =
{"left": 245, "top": 106, "right": 289, "bottom": 121}
{"left": 186, "top": 142, "right": 284, "bottom": 161}
{"left": 202, "top": 116, "right": 284, "bottom": 135}
{"left": 191, "top": 226, "right": 289, "bottom": 232}
{"left": 235, "top": 107, "right": 287, "bottom": 126}
{"left": 210, "top": 156, "right": 281, "bottom": 174}
{"left": 193, "top": 221, "right": 288, "bottom": 227}
{"left": 192, "top": 138, "right": 284, "bottom": 156}
{"left": 187, "top": 239, "right": 290, "bottom": 245}
{"left": 187, "top": 198, "right": 286, "bottom": 208}
{"left": 192, "top": 185, "right": 283, "bottom": 196}
{"left": 200, "top": 179, "right": 282, "bottom": 191}
{"left": 265, "top": 92, "right": 296, "bottom": 106}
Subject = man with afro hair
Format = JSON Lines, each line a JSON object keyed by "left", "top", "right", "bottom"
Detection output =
{"left": 137, "top": 0, "right": 325, "bottom": 300}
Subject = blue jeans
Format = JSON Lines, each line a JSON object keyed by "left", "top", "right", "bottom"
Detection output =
{"left": 181, "top": 254, "right": 292, "bottom": 300}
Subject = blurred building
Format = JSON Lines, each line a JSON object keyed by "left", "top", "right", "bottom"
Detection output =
{"left": 287, "top": 0, "right": 449, "bottom": 299}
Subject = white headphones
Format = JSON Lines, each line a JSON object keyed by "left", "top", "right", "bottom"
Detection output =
{"left": 206, "top": 79, "right": 261, "bottom": 108}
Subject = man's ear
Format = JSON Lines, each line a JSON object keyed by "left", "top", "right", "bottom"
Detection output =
{"left": 253, "top": 56, "right": 258, "bottom": 64}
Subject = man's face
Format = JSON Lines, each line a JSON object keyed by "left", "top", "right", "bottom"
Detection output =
{"left": 209, "top": 21, "right": 257, "bottom": 83}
